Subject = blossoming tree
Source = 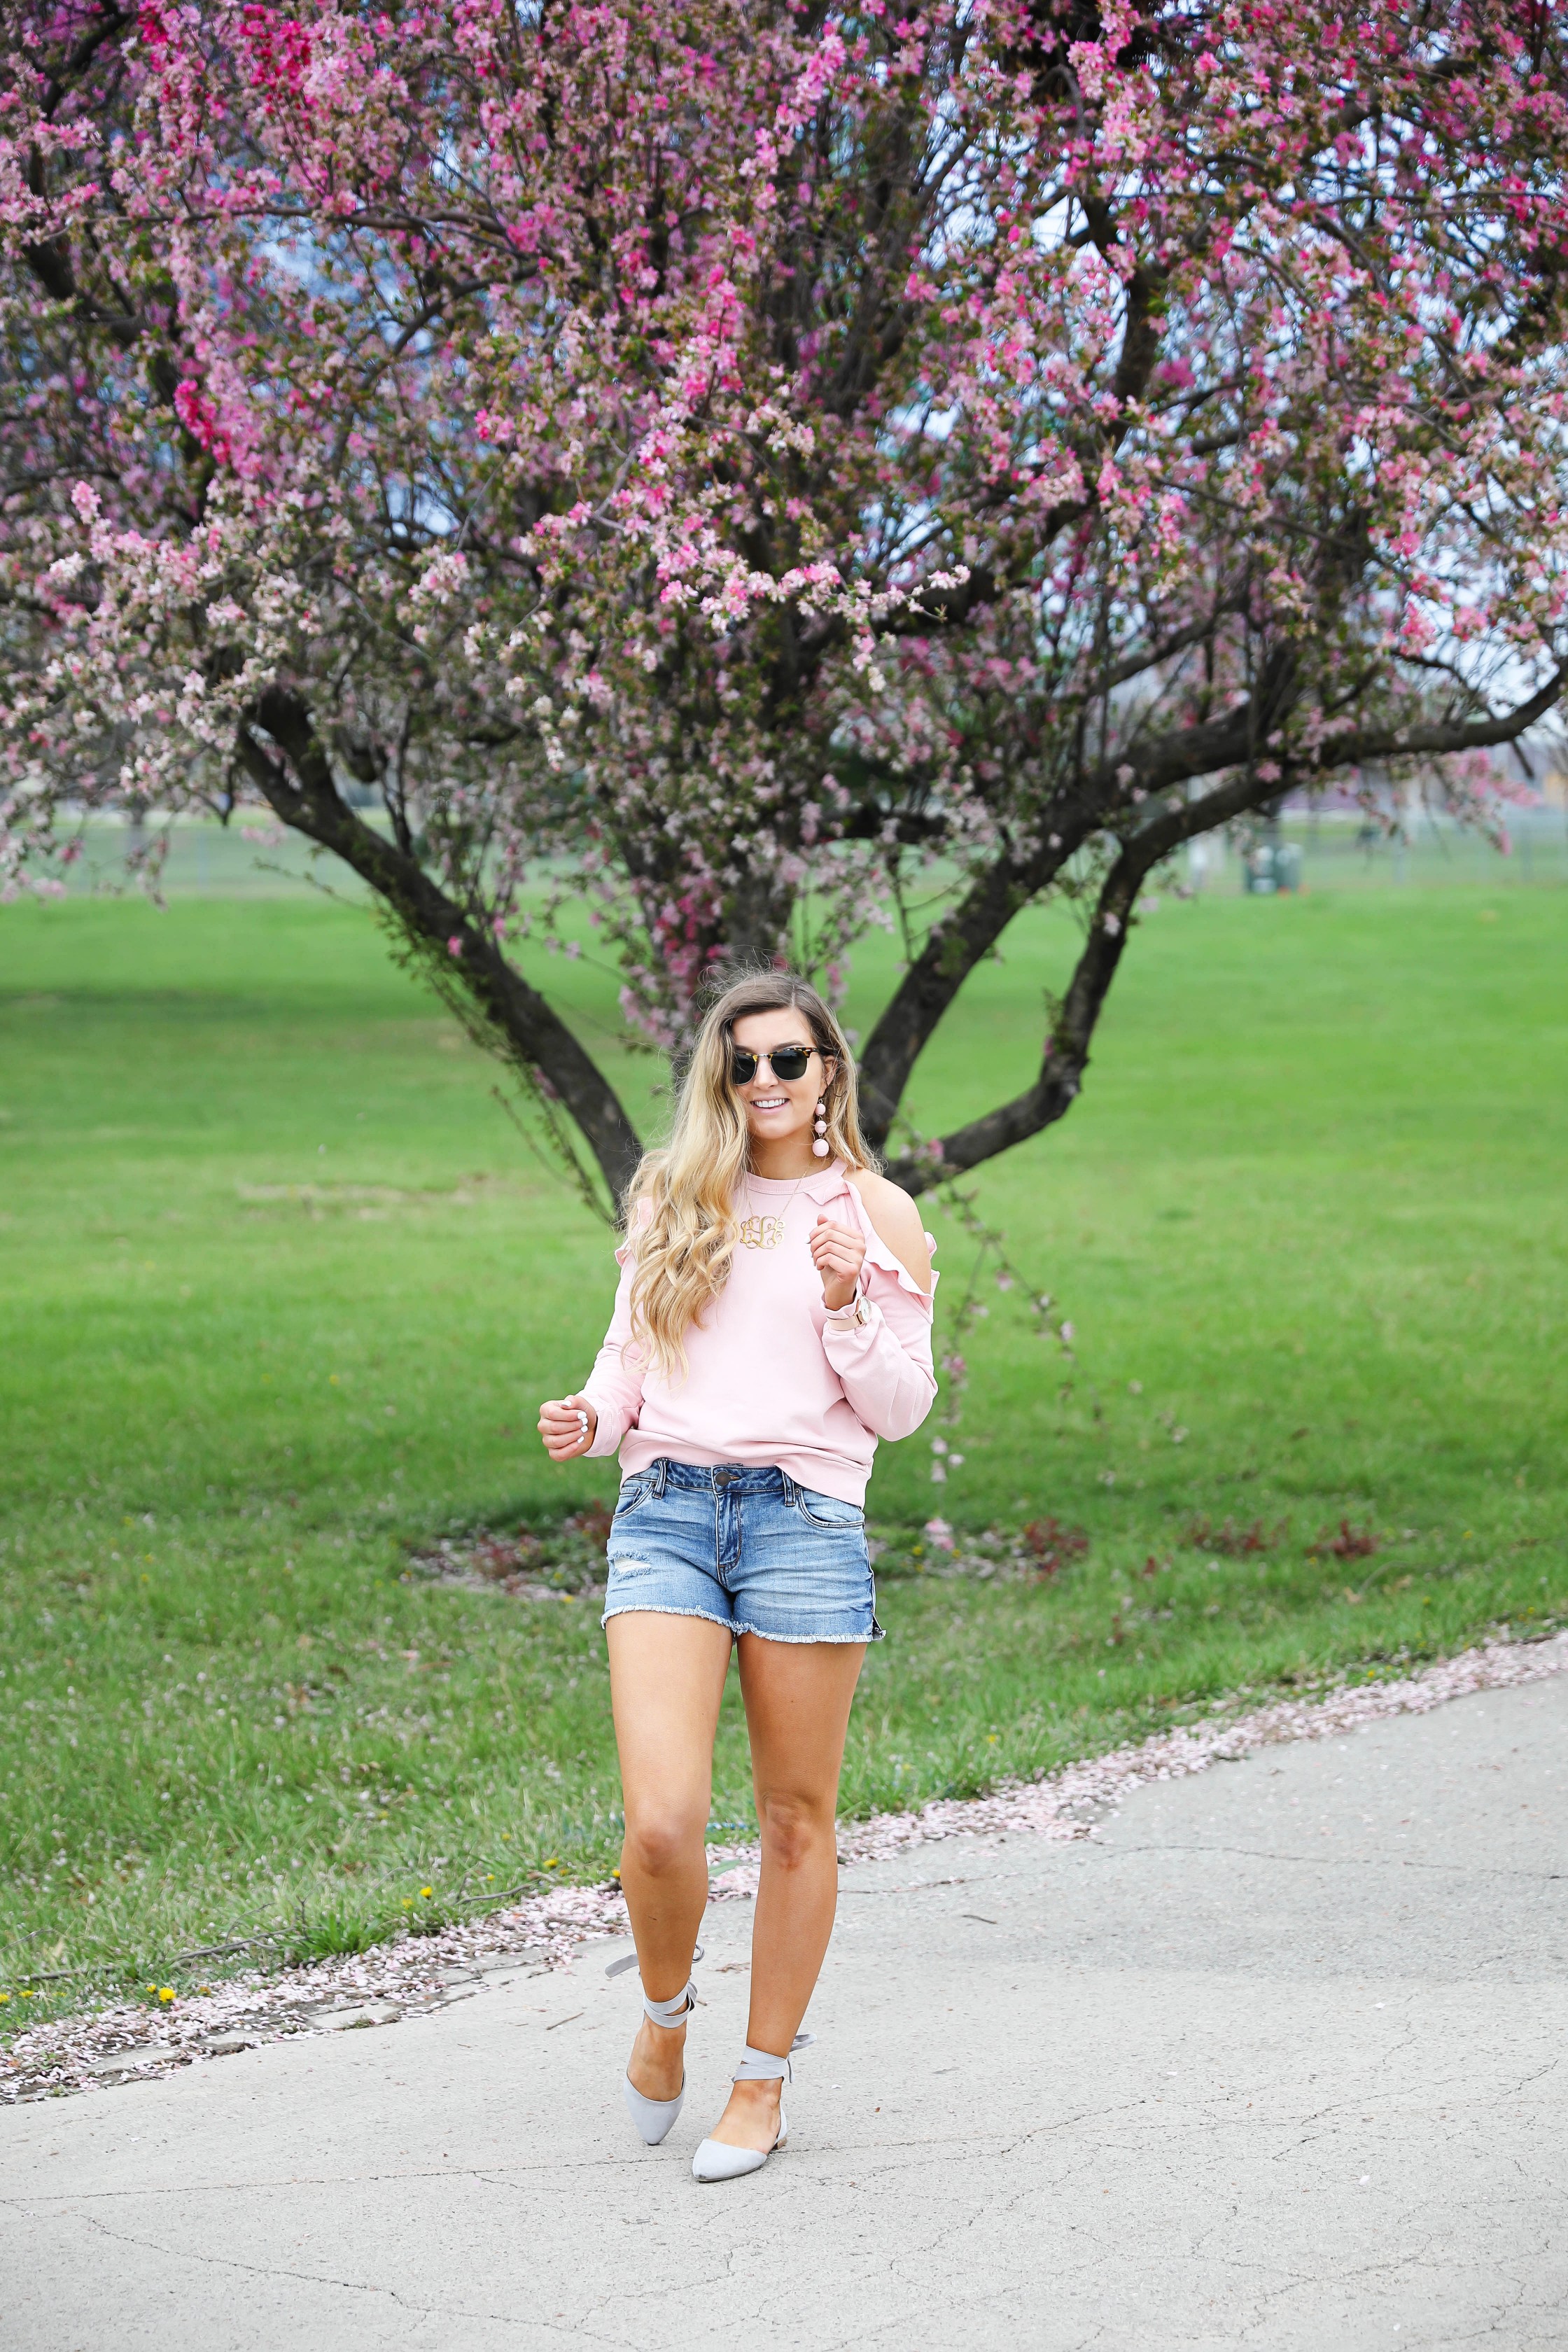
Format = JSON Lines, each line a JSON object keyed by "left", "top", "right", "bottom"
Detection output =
{"left": 4, "top": 0, "right": 1566, "bottom": 1206}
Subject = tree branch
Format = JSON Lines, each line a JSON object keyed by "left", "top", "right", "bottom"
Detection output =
{"left": 236, "top": 690, "right": 644, "bottom": 1204}
{"left": 881, "top": 760, "right": 1276, "bottom": 1189}
{"left": 1315, "top": 671, "right": 1567, "bottom": 768}
{"left": 859, "top": 648, "right": 1301, "bottom": 1144}
{"left": 879, "top": 670, "right": 1566, "bottom": 1191}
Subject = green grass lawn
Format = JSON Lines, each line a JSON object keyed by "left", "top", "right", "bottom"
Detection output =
{"left": 2, "top": 877, "right": 1565, "bottom": 2018}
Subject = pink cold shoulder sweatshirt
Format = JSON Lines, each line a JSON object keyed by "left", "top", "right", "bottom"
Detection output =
{"left": 578, "top": 1161, "right": 939, "bottom": 1506}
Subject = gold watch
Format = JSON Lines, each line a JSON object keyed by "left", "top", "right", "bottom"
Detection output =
{"left": 829, "top": 1292, "right": 872, "bottom": 1326}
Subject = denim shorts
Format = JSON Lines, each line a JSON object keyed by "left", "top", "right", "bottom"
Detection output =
{"left": 601, "top": 1459, "right": 883, "bottom": 1645}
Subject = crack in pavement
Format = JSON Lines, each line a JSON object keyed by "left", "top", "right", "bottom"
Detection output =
{"left": 574, "top": 2243, "right": 742, "bottom": 2333}
{"left": 32, "top": 2203, "right": 631, "bottom": 2346}
{"left": 1098, "top": 1841, "right": 1568, "bottom": 1882}
{"left": 0, "top": 2139, "right": 722, "bottom": 2209}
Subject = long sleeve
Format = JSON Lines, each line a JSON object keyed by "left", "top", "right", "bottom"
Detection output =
{"left": 579, "top": 1237, "right": 646, "bottom": 1456}
{"left": 820, "top": 1251, "right": 937, "bottom": 1441}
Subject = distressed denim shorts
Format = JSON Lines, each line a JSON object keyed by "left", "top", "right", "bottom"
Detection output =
{"left": 601, "top": 1459, "right": 883, "bottom": 1645}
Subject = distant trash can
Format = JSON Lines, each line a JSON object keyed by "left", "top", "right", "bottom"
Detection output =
{"left": 1242, "top": 839, "right": 1303, "bottom": 894}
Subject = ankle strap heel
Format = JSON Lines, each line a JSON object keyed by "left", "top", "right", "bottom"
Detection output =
{"left": 732, "top": 2031, "right": 813, "bottom": 2084}
{"left": 692, "top": 2032, "right": 815, "bottom": 2183}
{"left": 606, "top": 1942, "right": 704, "bottom": 2024}
{"left": 607, "top": 1946, "right": 704, "bottom": 2148}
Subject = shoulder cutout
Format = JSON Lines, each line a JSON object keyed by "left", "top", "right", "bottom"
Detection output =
{"left": 845, "top": 1168, "right": 934, "bottom": 1292}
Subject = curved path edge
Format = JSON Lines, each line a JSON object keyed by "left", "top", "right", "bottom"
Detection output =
{"left": 6, "top": 1625, "right": 1564, "bottom": 2104}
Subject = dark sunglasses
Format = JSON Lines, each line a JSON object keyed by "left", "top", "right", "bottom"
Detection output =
{"left": 730, "top": 1043, "right": 818, "bottom": 1086}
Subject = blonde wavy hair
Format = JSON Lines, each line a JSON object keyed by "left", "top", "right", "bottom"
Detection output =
{"left": 626, "top": 971, "right": 877, "bottom": 1376}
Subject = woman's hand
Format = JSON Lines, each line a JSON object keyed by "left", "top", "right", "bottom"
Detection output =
{"left": 538, "top": 1394, "right": 598, "bottom": 1460}
{"left": 811, "top": 1214, "right": 867, "bottom": 1313}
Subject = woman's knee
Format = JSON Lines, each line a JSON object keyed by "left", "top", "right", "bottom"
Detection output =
{"left": 757, "top": 1792, "right": 833, "bottom": 1872}
{"left": 622, "top": 1807, "right": 706, "bottom": 1878}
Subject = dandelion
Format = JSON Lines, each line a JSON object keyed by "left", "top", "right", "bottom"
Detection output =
{"left": 543, "top": 1856, "right": 560, "bottom": 1868}
{"left": 157, "top": 1987, "right": 175, "bottom": 2004}
{"left": 420, "top": 1886, "right": 433, "bottom": 1898}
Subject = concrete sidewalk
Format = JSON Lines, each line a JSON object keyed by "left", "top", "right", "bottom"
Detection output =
{"left": 4, "top": 1674, "right": 1565, "bottom": 2352}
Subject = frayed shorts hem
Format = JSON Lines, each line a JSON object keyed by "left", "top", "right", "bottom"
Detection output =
{"left": 601, "top": 1600, "right": 880, "bottom": 1645}
{"left": 600, "top": 1599, "right": 732, "bottom": 1636}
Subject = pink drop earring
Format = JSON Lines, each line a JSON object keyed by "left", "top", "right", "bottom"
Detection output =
{"left": 811, "top": 1096, "right": 830, "bottom": 1157}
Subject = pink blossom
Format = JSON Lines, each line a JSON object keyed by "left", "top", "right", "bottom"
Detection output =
{"left": 0, "top": 0, "right": 1560, "bottom": 1153}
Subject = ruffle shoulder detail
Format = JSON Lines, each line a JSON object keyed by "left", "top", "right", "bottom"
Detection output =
{"left": 832, "top": 1174, "right": 939, "bottom": 1308}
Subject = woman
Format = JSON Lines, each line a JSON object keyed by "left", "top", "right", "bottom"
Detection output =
{"left": 537, "top": 970, "right": 937, "bottom": 2183}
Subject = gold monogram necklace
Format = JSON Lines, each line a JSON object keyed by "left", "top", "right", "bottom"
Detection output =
{"left": 737, "top": 1166, "right": 812, "bottom": 1250}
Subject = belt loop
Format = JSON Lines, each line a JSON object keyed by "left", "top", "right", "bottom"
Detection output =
{"left": 780, "top": 1471, "right": 796, "bottom": 1506}
{"left": 652, "top": 1456, "right": 668, "bottom": 1499}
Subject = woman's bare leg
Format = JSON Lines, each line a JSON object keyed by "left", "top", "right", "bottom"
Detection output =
{"left": 703, "top": 1635, "right": 866, "bottom": 2150}
{"left": 608, "top": 1612, "right": 734, "bottom": 2100}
